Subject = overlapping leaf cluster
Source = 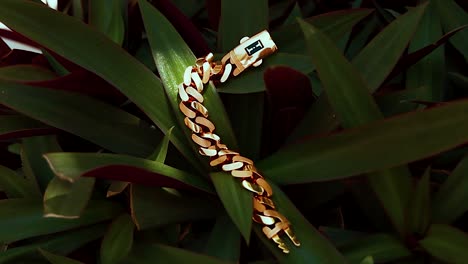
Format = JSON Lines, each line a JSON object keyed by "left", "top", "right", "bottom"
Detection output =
{"left": 0, "top": 0, "right": 467, "bottom": 263}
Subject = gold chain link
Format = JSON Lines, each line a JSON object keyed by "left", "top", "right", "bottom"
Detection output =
{"left": 178, "top": 30, "right": 300, "bottom": 253}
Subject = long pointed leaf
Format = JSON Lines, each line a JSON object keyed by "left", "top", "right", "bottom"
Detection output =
{"left": 420, "top": 224, "right": 468, "bottom": 263}
{"left": 0, "top": 80, "right": 160, "bottom": 157}
{"left": 0, "top": 199, "right": 121, "bottom": 243}
{"left": 44, "top": 153, "right": 213, "bottom": 193}
{"left": 0, "top": 0, "right": 197, "bottom": 168}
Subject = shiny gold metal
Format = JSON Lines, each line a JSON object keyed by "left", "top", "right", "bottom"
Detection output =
{"left": 177, "top": 30, "right": 299, "bottom": 254}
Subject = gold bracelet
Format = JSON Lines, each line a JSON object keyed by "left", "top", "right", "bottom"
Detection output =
{"left": 178, "top": 30, "right": 300, "bottom": 253}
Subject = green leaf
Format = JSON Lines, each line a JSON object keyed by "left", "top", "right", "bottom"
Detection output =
{"left": 351, "top": 3, "right": 428, "bottom": 93}
{"left": 130, "top": 185, "right": 219, "bottom": 230}
{"left": 420, "top": 224, "right": 468, "bottom": 263}
{"left": 298, "top": 18, "right": 412, "bottom": 235}
{"left": 204, "top": 213, "right": 241, "bottom": 262}
{"left": 0, "top": 80, "right": 160, "bottom": 157}
{"left": 254, "top": 182, "right": 346, "bottom": 263}
{"left": 43, "top": 177, "right": 95, "bottom": 219}
{"left": 0, "top": 199, "right": 121, "bottom": 243}
{"left": 319, "top": 227, "right": 367, "bottom": 247}
{"left": 41, "top": 49, "right": 70, "bottom": 76}
{"left": 359, "top": 256, "right": 374, "bottom": 264}
{"left": 432, "top": 155, "right": 468, "bottom": 223}
{"left": 138, "top": 0, "right": 236, "bottom": 168}
{"left": 107, "top": 181, "right": 130, "bottom": 197}
{"left": 346, "top": 14, "right": 379, "bottom": 58}
{"left": 148, "top": 126, "right": 173, "bottom": 162}
{"left": 259, "top": 100, "right": 468, "bottom": 184}
{"left": 283, "top": 3, "right": 302, "bottom": 26}
{"left": 375, "top": 86, "right": 429, "bottom": 117}
{"left": 89, "top": 0, "right": 125, "bottom": 45}
{"left": 0, "top": 0, "right": 197, "bottom": 168}
{"left": 0, "top": 65, "right": 57, "bottom": 81}
{"left": 406, "top": 1, "right": 445, "bottom": 101}
{"left": 0, "top": 164, "right": 38, "bottom": 198}
{"left": 340, "top": 234, "right": 411, "bottom": 263}
{"left": 125, "top": 244, "right": 230, "bottom": 264}
{"left": 408, "top": 168, "right": 431, "bottom": 235}
{"left": 44, "top": 152, "right": 213, "bottom": 194}
{"left": 218, "top": 0, "right": 267, "bottom": 52}
{"left": 0, "top": 224, "right": 107, "bottom": 263}
{"left": 39, "top": 249, "right": 84, "bottom": 264}
{"left": 273, "top": 9, "right": 374, "bottom": 54}
{"left": 223, "top": 93, "right": 264, "bottom": 160}
{"left": 100, "top": 214, "right": 135, "bottom": 264}
{"left": 72, "top": 0, "right": 83, "bottom": 20}
{"left": 22, "top": 135, "right": 61, "bottom": 193}
{"left": 449, "top": 72, "right": 468, "bottom": 90}
{"left": 434, "top": 0, "right": 468, "bottom": 60}
{"left": 290, "top": 4, "right": 427, "bottom": 138}
{"left": 210, "top": 172, "right": 252, "bottom": 243}
{"left": 297, "top": 19, "right": 383, "bottom": 127}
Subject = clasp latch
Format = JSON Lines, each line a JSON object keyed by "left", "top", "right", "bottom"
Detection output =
{"left": 222, "top": 30, "right": 278, "bottom": 77}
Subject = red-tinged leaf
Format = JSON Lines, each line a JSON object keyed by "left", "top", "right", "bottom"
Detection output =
{"left": 0, "top": 115, "right": 55, "bottom": 140}
{"left": 0, "top": 37, "right": 10, "bottom": 57}
{"left": 149, "top": 0, "right": 210, "bottom": 56}
{"left": 85, "top": 165, "right": 208, "bottom": 192}
{"left": 0, "top": 65, "right": 57, "bottom": 81}
{"left": 263, "top": 66, "right": 314, "bottom": 153}
{"left": 0, "top": 28, "right": 40, "bottom": 48}
{"left": 26, "top": 70, "right": 127, "bottom": 104}
{"left": 44, "top": 152, "right": 214, "bottom": 194}
{"left": 0, "top": 49, "right": 39, "bottom": 66}
{"left": 387, "top": 25, "right": 468, "bottom": 84}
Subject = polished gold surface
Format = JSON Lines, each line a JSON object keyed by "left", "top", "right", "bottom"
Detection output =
{"left": 177, "top": 30, "right": 299, "bottom": 253}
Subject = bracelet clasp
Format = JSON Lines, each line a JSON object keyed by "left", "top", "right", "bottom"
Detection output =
{"left": 222, "top": 30, "right": 278, "bottom": 76}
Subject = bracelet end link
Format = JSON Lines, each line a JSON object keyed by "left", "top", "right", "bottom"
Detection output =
{"left": 223, "top": 30, "right": 277, "bottom": 76}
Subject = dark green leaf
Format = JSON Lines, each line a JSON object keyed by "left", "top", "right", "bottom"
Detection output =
{"left": 210, "top": 172, "right": 252, "bottom": 243}
{"left": 0, "top": 115, "right": 50, "bottom": 139}
{"left": 218, "top": 0, "right": 268, "bottom": 52}
{"left": 408, "top": 168, "right": 431, "bottom": 235}
{"left": 273, "top": 9, "right": 374, "bottom": 54}
{"left": 359, "top": 256, "right": 374, "bottom": 264}
{"left": 0, "top": 164, "right": 38, "bottom": 198}
{"left": 138, "top": 0, "right": 236, "bottom": 168}
{"left": 100, "top": 214, "right": 135, "bottom": 264}
{"left": 260, "top": 100, "right": 468, "bottom": 184}
{"left": 0, "top": 80, "right": 160, "bottom": 157}
{"left": 204, "top": 213, "right": 241, "bottom": 262}
{"left": 125, "top": 244, "right": 230, "bottom": 264}
{"left": 298, "top": 18, "right": 412, "bottom": 235}
{"left": 0, "top": 199, "right": 121, "bottom": 243}
{"left": 319, "top": 227, "right": 367, "bottom": 247}
{"left": 0, "top": 0, "right": 197, "bottom": 168}
{"left": 375, "top": 86, "right": 428, "bottom": 117}
{"left": 340, "top": 234, "right": 411, "bottom": 263}
{"left": 41, "top": 49, "right": 70, "bottom": 76}
{"left": 148, "top": 126, "right": 173, "bottom": 162}
{"left": 0, "top": 224, "right": 107, "bottom": 263}
{"left": 39, "top": 249, "right": 84, "bottom": 264}
{"left": 433, "top": 155, "right": 468, "bottom": 223}
{"left": 420, "top": 224, "right": 468, "bottom": 263}
{"left": 290, "top": 4, "right": 427, "bottom": 139}
{"left": 0, "top": 65, "right": 57, "bottom": 81}
{"left": 44, "top": 152, "right": 213, "bottom": 194}
{"left": 434, "top": 0, "right": 468, "bottom": 60}
{"left": 89, "top": 0, "right": 125, "bottom": 45}
{"left": 22, "top": 135, "right": 61, "bottom": 193}
{"left": 406, "top": 1, "right": 445, "bottom": 101}
{"left": 254, "top": 182, "right": 346, "bottom": 263}
{"left": 297, "top": 19, "right": 383, "bottom": 127}
{"left": 130, "top": 185, "right": 218, "bottom": 230}
{"left": 351, "top": 3, "right": 428, "bottom": 93}
{"left": 43, "top": 177, "right": 95, "bottom": 218}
